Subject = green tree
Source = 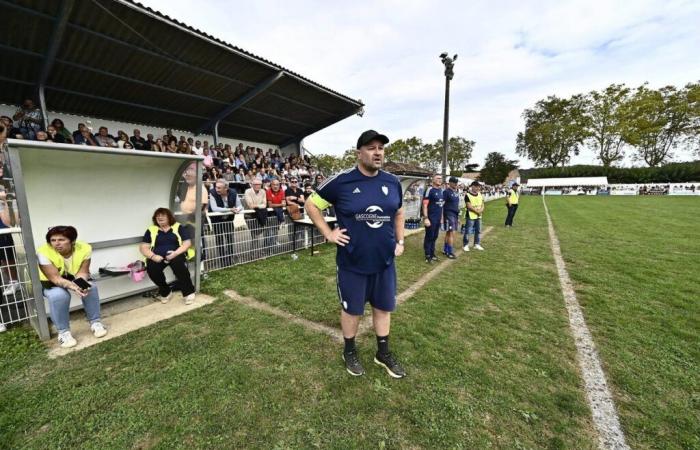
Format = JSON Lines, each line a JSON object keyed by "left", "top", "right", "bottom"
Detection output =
{"left": 479, "top": 152, "right": 518, "bottom": 185}
{"left": 516, "top": 95, "right": 589, "bottom": 167}
{"left": 585, "top": 84, "right": 630, "bottom": 167}
{"left": 620, "top": 84, "right": 696, "bottom": 166}
{"left": 384, "top": 137, "right": 426, "bottom": 165}
{"left": 432, "top": 136, "right": 475, "bottom": 174}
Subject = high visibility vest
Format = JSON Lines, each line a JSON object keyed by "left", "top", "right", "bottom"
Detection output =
{"left": 508, "top": 189, "right": 519, "bottom": 205}
{"left": 147, "top": 223, "right": 195, "bottom": 260}
{"left": 466, "top": 192, "right": 484, "bottom": 220}
{"left": 37, "top": 241, "right": 92, "bottom": 282}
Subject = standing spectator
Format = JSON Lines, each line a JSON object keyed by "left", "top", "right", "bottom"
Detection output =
{"left": 463, "top": 181, "right": 485, "bottom": 251}
{"left": 505, "top": 182, "right": 519, "bottom": 227}
{"left": 208, "top": 179, "right": 242, "bottom": 267}
{"left": 177, "top": 162, "right": 208, "bottom": 224}
{"left": 13, "top": 99, "right": 43, "bottom": 140}
{"left": 422, "top": 174, "right": 444, "bottom": 263}
{"left": 441, "top": 177, "right": 460, "bottom": 259}
{"left": 37, "top": 226, "right": 107, "bottom": 348}
{"left": 139, "top": 208, "right": 196, "bottom": 305}
{"left": 95, "top": 127, "right": 117, "bottom": 147}
{"left": 130, "top": 129, "right": 147, "bottom": 150}
{"left": 51, "top": 119, "right": 73, "bottom": 143}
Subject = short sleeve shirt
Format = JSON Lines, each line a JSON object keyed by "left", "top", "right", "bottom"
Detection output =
{"left": 142, "top": 225, "right": 192, "bottom": 257}
{"left": 266, "top": 188, "right": 285, "bottom": 205}
{"left": 423, "top": 186, "right": 444, "bottom": 218}
{"left": 443, "top": 188, "right": 460, "bottom": 215}
{"left": 315, "top": 167, "right": 402, "bottom": 274}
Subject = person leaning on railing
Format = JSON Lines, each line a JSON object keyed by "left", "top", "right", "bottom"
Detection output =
{"left": 139, "top": 207, "right": 196, "bottom": 305}
{"left": 37, "top": 226, "right": 107, "bottom": 348}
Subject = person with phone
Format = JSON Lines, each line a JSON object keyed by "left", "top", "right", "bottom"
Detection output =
{"left": 37, "top": 226, "right": 107, "bottom": 348}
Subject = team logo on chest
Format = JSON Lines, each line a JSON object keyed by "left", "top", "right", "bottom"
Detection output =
{"left": 355, "top": 205, "right": 391, "bottom": 229}
{"left": 382, "top": 185, "right": 389, "bottom": 196}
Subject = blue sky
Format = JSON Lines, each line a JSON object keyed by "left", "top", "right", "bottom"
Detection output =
{"left": 141, "top": 0, "right": 700, "bottom": 168}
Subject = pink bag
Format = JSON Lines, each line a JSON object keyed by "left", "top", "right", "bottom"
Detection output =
{"left": 128, "top": 261, "right": 146, "bottom": 282}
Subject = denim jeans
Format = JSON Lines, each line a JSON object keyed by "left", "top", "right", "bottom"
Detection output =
{"left": 44, "top": 284, "right": 101, "bottom": 333}
{"left": 463, "top": 217, "right": 481, "bottom": 245}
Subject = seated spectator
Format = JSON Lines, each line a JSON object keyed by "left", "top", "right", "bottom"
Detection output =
{"left": 130, "top": 129, "right": 147, "bottom": 150}
{"left": 193, "top": 140, "right": 203, "bottom": 155}
{"left": 46, "top": 124, "right": 67, "bottom": 143}
{"left": 35, "top": 131, "right": 50, "bottom": 142}
{"left": 304, "top": 182, "right": 314, "bottom": 196}
{"left": 165, "top": 129, "right": 177, "bottom": 145}
{"left": 222, "top": 166, "right": 235, "bottom": 182}
{"left": 116, "top": 130, "right": 130, "bottom": 148}
{"left": 12, "top": 99, "right": 43, "bottom": 140}
{"left": 95, "top": 127, "right": 117, "bottom": 147}
{"left": 203, "top": 148, "right": 214, "bottom": 169}
{"left": 139, "top": 208, "right": 196, "bottom": 305}
{"left": 152, "top": 138, "right": 164, "bottom": 152}
{"left": 166, "top": 140, "right": 177, "bottom": 153}
{"left": 0, "top": 116, "right": 22, "bottom": 140}
{"left": 284, "top": 177, "right": 305, "bottom": 206}
{"left": 265, "top": 179, "right": 286, "bottom": 248}
{"left": 234, "top": 168, "right": 246, "bottom": 183}
{"left": 123, "top": 141, "right": 134, "bottom": 150}
{"left": 72, "top": 123, "right": 98, "bottom": 146}
{"left": 208, "top": 179, "right": 243, "bottom": 267}
{"left": 244, "top": 179, "right": 268, "bottom": 247}
{"left": 50, "top": 118, "right": 73, "bottom": 143}
{"left": 313, "top": 174, "right": 325, "bottom": 188}
{"left": 145, "top": 133, "right": 155, "bottom": 150}
{"left": 37, "top": 226, "right": 107, "bottom": 348}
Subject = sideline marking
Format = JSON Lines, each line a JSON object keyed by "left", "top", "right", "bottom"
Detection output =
{"left": 542, "top": 197, "right": 629, "bottom": 450}
{"left": 223, "top": 290, "right": 344, "bottom": 342}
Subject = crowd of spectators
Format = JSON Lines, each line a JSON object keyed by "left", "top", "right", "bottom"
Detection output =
{"left": 2, "top": 99, "right": 326, "bottom": 193}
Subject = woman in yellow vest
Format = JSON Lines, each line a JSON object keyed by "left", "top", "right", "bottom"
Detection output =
{"left": 37, "top": 226, "right": 107, "bottom": 348}
{"left": 505, "top": 182, "right": 519, "bottom": 227}
{"left": 139, "top": 208, "right": 196, "bottom": 305}
{"left": 463, "top": 181, "right": 485, "bottom": 251}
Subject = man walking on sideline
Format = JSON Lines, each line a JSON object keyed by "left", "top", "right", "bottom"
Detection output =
{"left": 463, "top": 181, "right": 485, "bottom": 251}
{"left": 505, "top": 182, "right": 519, "bottom": 227}
{"left": 422, "top": 174, "right": 444, "bottom": 263}
{"left": 305, "top": 130, "right": 406, "bottom": 379}
{"left": 442, "top": 177, "right": 460, "bottom": 259}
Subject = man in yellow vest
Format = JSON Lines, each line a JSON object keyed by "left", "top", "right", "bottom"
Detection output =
{"left": 505, "top": 182, "right": 519, "bottom": 227}
{"left": 463, "top": 181, "right": 485, "bottom": 251}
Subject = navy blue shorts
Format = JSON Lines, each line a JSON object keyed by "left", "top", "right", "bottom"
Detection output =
{"left": 336, "top": 264, "right": 397, "bottom": 316}
{"left": 444, "top": 212, "right": 459, "bottom": 231}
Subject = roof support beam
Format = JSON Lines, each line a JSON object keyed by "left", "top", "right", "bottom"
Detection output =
{"left": 37, "top": 0, "right": 75, "bottom": 129}
{"left": 198, "top": 71, "right": 284, "bottom": 135}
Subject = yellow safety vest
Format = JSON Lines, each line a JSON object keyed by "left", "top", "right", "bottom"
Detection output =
{"left": 508, "top": 189, "right": 519, "bottom": 205}
{"left": 37, "top": 241, "right": 92, "bottom": 282}
{"left": 147, "top": 223, "right": 195, "bottom": 260}
{"left": 466, "top": 192, "right": 484, "bottom": 220}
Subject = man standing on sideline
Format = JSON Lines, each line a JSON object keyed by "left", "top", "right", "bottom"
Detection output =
{"left": 305, "top": 130, "right": 406, "bottom": 379}
{"left": 442, "top": 176, "right": 460, "bottom": 259}
{"left": 209, "top": 179, "right": 242, "bottom": 267}
{"left": 505, "top": 182, "right": 519, "bottom": 227}
{"left": 463, "top": 181, "right": 485, "bottom": 251}
{"left": 422, "top": 174, "right": 444, "bottom": 263}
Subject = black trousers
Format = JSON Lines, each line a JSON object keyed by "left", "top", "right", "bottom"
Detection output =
{"left": 146, "top": 254, "right": 195, "bottom": 297}
{"left": 505, "top": 204, "right": 519, "bottom": 226}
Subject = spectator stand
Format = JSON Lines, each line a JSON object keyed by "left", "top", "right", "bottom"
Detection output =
{"left": 525, "top": 177, "right": 609, "bottom": 195}
{"left": 6, "top": 139, "right": 203, "bottom": 340}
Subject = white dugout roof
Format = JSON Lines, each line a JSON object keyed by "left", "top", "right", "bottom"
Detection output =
{"left": 526, "top": 177, "right": 609, "bottom": 187}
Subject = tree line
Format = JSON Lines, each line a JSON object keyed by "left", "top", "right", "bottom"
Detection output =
{"left": 516, "top": 81, "right": 700, "bottom": 167}
{"left": 521, "top": 161, "right": 700, "bottom": 184}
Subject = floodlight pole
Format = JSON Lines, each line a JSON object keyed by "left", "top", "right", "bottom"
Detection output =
{"left": 440, "top": 53, "right": 456, "bottom": 178}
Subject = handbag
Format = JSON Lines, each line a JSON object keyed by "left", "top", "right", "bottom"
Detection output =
{"left": 287, "top": 202, "right": 302, "bottom": 220}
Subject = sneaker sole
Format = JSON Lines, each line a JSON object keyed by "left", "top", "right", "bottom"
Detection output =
{"left": 342, "top": 355, "right": 365, "bottom": 376}
{"left": 373, "top": 357, "right": 405, "bottom": 379}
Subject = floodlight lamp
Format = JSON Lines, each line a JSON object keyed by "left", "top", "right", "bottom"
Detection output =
{"left": 439, "top": 52, "right": 448, "bottom": 59}
{"left": 453, "top": 54, "right": 458, "bottom": 61}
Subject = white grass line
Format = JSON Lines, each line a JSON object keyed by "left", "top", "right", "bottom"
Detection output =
{"left": 223, "top": 290, "right": 344, "bottom": 343}
{"left": 357, "top": 226, "right": 494, "bottom": 337}
{"left": 542, "top": 197, "right": 629, "bottom": 450}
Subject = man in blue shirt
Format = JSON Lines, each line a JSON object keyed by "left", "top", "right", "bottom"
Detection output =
{"left": 442, "top": 177, "right": 461, "bottom": 259}
{"left": 422, "top": 174, "right": 444, "bottom": 263}
{"left": 305, "top": 130, "right": 406, "bottom": 379}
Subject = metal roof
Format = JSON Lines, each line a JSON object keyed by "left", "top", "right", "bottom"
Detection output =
{"left": 0, "top": 0, "right": 364, "bottom": 146}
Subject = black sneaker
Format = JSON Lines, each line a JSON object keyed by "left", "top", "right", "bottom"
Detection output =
{"left": 342, "top": 351, "right": 365, "bottom": 376}
{"left": 425, "top": 257, "right": 433, "bottom": 264}
{"left": 374, "top": 352, "right": 406, "bottom": 379}
{"left": 446, "top": 253, "right": 456, "bottom": 259}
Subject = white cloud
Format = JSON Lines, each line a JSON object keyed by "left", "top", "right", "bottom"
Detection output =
{"left": 141, "top": 0, "right": 700, "bottom": 167}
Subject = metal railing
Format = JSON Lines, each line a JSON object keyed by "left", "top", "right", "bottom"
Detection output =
{"left": 0, "top": 227, "right": 35, "bottom": 331}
